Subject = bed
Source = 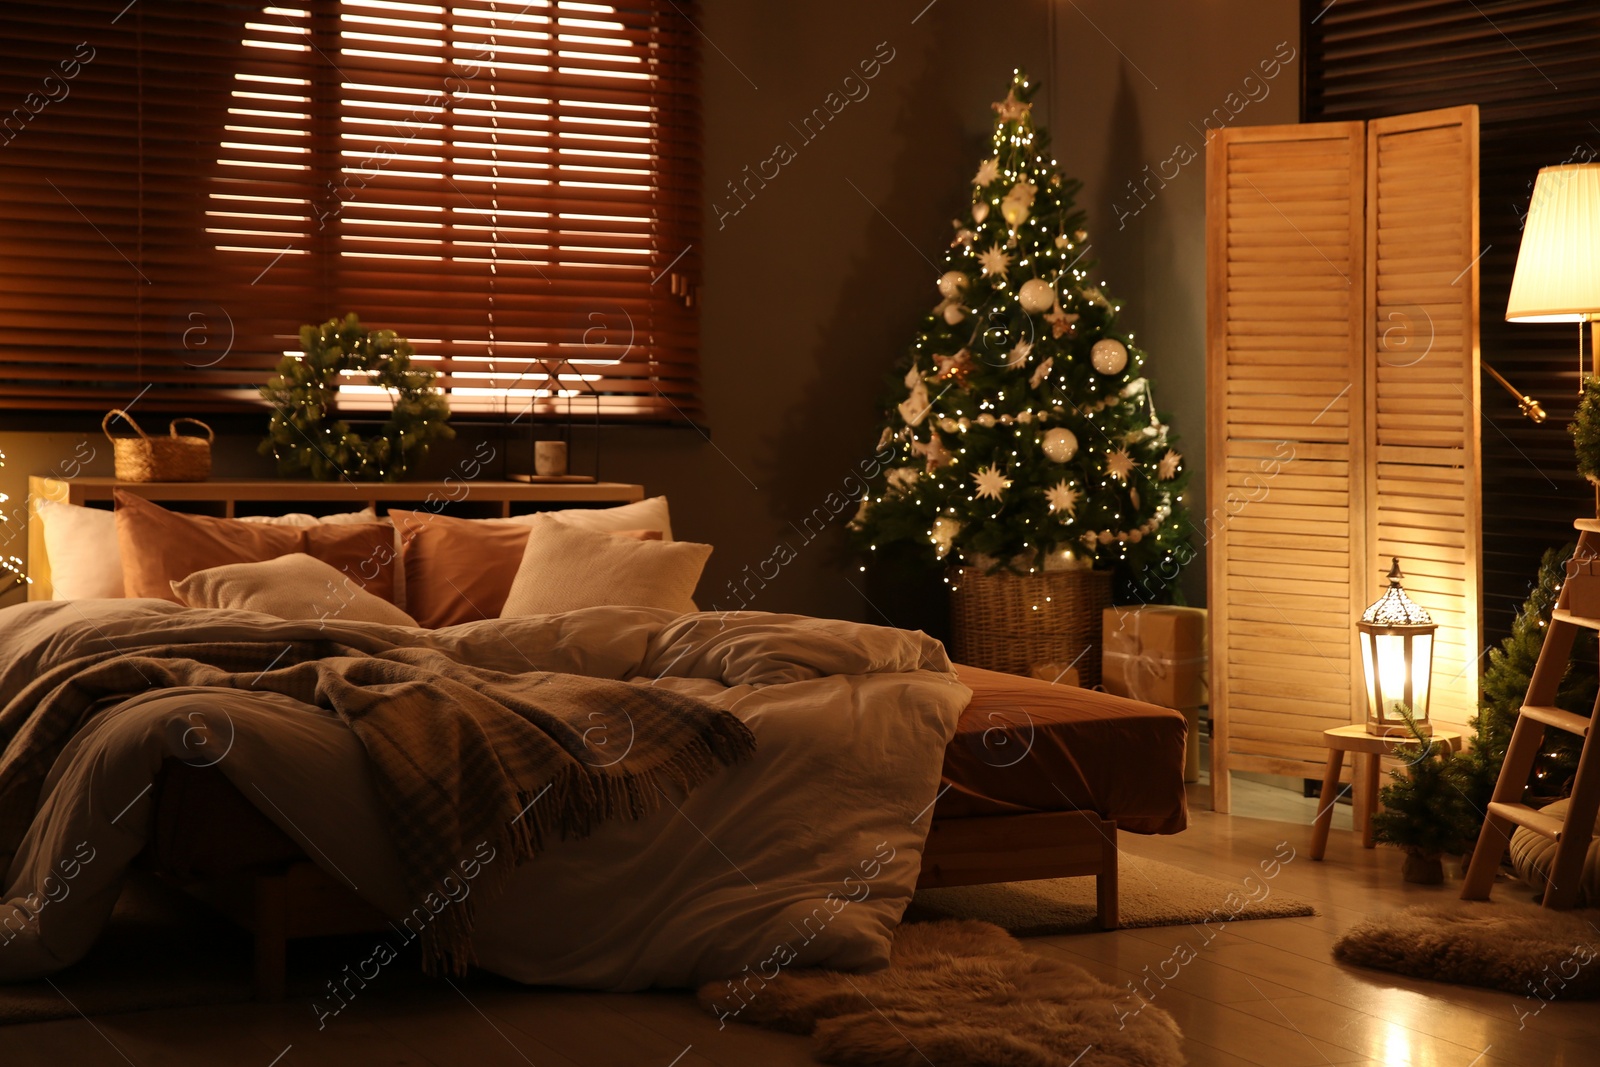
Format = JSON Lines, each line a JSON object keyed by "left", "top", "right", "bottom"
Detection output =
{"left": 129, "top": 659, "right": 1187, "bottom": 998}
{"left": 1, "top": 492, "right": 1188, "bottom": 998}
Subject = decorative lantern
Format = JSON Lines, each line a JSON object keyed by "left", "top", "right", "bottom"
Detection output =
{"left": 1357, "top": 558, "right": 1436, "bottom": 737}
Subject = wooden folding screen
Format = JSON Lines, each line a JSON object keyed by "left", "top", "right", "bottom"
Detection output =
{"left": 1206, "top": 106, "right": 1480, "bottom": 811}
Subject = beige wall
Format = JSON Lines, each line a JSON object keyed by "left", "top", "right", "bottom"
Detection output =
{"left": 0, "top": 0, "right": 1299, "bottom": 618}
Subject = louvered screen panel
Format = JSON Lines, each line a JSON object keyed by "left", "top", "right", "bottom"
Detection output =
{"left": 1206, "top": 123, "right": 1367, "bottom": 811}
{"left": 1365, "top": 106, "right": 1482, "bottom": 737}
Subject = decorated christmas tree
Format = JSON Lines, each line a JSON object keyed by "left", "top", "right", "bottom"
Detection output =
{"left": 849, "top": 71, "right": 1192, "bottom": 599}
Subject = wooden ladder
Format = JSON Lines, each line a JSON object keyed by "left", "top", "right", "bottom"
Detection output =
{"left": 1461, "top": 520, "right": 1600, "bottom": 907}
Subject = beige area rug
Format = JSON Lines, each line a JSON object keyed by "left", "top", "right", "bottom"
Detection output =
{"left": 910, "top": 853, "right": 1316, "bottom": 935}
{"left": 1333, "top": 899, "right": 1600, "bottom": 998}
{"left": 700, "top": 919, "right": 1183, "bottom": 1067}
{"left": 0, "top": 873, "right": 429, "bottom": 1025}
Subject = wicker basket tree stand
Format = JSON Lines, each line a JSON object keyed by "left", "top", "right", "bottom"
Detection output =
{"left": 949, "top": 566, "right": 1113, "bottom": 685}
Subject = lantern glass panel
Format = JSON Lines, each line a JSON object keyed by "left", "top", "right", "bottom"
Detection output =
{"left": 1410, "top": 631, "right": 1432, "bottom": 723}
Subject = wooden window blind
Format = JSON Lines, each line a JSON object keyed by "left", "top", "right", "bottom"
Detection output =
{"left": 1303, "top": 0, "right": 1600, "bottom": 642}
{"left": 1206, "top": 107, "right": 1482, "bottom": 810}
{"left": 0, "top": 0, "right": 701, "bottom": 420}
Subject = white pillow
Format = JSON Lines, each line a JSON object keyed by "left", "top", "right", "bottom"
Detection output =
{"left": 510, "top": 495, "right": 676, "bottom": 541}
{"left": 171, "top": 553, "right": 418, "bottom": 628}
{"left": 35, "top": 500, "right": 381, "bottom": 601}
{"left": 499, "top": 518, "right": 711, "bottom": 618}
{"left": 37, "top": 499, "right": 123, "bottom": 600}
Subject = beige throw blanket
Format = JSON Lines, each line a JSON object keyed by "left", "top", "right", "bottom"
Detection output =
{"left": 0, "top": 606, "right": 754, "bottom": 975}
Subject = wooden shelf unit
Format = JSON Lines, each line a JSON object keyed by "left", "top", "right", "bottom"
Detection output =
{"left": 25, "top": 476, "right": 644, "bottom": 601}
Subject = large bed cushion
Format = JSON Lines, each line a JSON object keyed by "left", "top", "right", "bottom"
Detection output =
{"left": 172, "top": 554, "right": 419, "bottom": 628}
{"left": 935, "top": 664, "right": 1189, "bottom": 835}
{"left": 500, "top": 521, "right": 710, "bottom": 618}
{"left": 37, "top": 498, "right": 380, "bottom": 601}
{"left": 391, "top": 499, "right": 675, "bottom": 628}
{"left": 36, "top": 499, "right": 125, "bottom": 600}
{"left": 114, "top": 491, "right": 397, "bottom": 603}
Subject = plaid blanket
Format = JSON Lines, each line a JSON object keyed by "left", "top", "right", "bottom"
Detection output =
{"left": 0, "top": 606, "right": 754, "bottom": 975}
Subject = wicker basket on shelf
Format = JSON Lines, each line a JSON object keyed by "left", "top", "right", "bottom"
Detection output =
{"left": 102, "top": 409, "right": 214, "bottom": 482}
{"left": 949, "top": 565, "right": 1113, "bottom": 685}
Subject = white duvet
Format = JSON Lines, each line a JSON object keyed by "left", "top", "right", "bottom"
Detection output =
{"left": 0, "top": 600, "right": 969, "bottom": 992}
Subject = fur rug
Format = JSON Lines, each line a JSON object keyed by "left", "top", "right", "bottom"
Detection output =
{"left": 698, "top": 920, "right": 1183, "bottom": 1067}
{"left": 1332, "top": 900, "right": 1600, "bottom": 998}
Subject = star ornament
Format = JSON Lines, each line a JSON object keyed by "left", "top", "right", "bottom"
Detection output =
{"left": 1106, "top": 448, "right": 1137, "bottom": 482}
{"left": 973, "top": 158, "right": 1000, "bottom": 186}
{"left": 913, "top": 431, "right": 953, "bottom": 471}
{"left": 992, "top": 90, "right": 1031, "bottom": 123}
{"left": 972, "top": 464, "right": 1012, "bottom": 501}
{"left": 1158, "top": 448, "right": 1183, "bottom": 481}
{"left": 978, "top": 245, "right": 1012, "bottom": 278}
{"left": 1007, "top": 338, "right": 1034, "bottom": 368}
{"left": 933, "top": 347, "right": 972, "bottom": 382}
{"left": 1044, "top": 305, "right": 1079, "bottom": 339}
{"left": 1045, "top": 480, "right": 1081, "bottom": 517}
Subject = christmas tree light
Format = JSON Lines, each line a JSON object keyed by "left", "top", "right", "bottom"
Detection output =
{"left": 0, "top": 447, "right": 28, "bottom": 595}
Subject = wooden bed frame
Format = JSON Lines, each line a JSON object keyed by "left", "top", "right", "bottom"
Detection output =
{"left": 187, "top": 810, "right": 1119, "bottom": 1001}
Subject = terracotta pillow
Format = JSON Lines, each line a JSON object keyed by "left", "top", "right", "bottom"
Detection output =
{"left": 114, "top": 490, "right": 398, "bottom": 604}
{"left": 389, "top": 508, "right": 661, "bottom": 628}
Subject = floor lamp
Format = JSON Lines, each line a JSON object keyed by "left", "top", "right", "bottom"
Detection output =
{"left": 1506, "top": 163, "right": 1600, "bottom": 509}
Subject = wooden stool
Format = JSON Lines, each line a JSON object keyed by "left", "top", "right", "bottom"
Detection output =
{"left": 1310, "top": 724, "right": 1461, "bottom": 860}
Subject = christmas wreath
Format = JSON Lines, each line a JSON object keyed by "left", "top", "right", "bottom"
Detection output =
{"left": 259, "top": 313, "right": 454, "bottom": 482}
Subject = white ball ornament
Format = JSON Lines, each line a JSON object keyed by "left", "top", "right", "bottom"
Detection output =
{"left": 937, "top": 271, "right": 969, "bottom": 299}
{"left": 1018, "top": 278, "right": 1054, "bottom": 314}
{"left": 1041, "top": 427, "right": 1079, "bottom": 463}
{"left": 1090, "top": 338, "right": 1128, "bottom": 375}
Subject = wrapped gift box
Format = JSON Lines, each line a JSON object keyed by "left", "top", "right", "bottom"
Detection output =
{"left": 1101, "top": 605, "right": 1208, "bottom": 709}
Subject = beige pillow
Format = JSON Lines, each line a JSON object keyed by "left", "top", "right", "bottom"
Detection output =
{"left": 171, "top": 553, "right": 418, "bottom": 628}
{"left": 499, "top": 519, "right": 710, "bottom": 618}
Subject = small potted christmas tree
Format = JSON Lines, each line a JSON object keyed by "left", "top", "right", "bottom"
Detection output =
{"left": 1373, "top": 707, "right": 1478, "bottom": 884}
{"left": 849, "top": 70, "right": 1193, "bottom": 680}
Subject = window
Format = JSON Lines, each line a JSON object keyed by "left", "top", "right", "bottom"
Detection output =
{"left": 0, "top": 0, "right": 701, "bottom": 420}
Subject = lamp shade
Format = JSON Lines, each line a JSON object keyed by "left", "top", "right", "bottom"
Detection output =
{"left": 1506, "top": 163, "right": 1600, "bottom": 323}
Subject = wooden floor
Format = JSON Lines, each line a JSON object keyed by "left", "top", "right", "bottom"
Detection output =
{"left": 7, "top": 779, "right": 1598, "bottom": 1067}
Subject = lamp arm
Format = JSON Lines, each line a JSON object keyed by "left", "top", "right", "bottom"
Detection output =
{"left": 1482, "top": 361, "right": 1547, "bottom": 423}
